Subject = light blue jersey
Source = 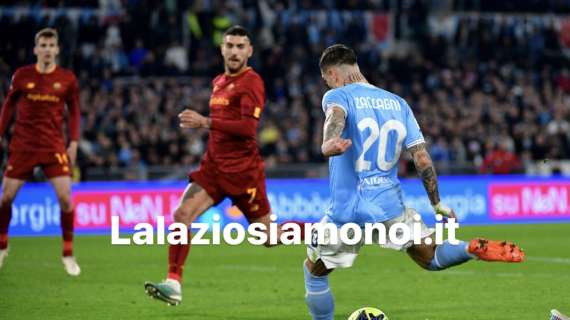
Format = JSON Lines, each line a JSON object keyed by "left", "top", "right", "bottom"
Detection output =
{"left": 322, "top": 83, "right": 424, "bottom": 225}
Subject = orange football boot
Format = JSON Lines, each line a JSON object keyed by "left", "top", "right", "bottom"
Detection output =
{"left": 468, "top": 238, "right": 525, "bottom": 262}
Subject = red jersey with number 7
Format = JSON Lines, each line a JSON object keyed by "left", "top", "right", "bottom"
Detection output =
{"left": 0, "top": 64, "right": 81, "bottom": 152}
{"left": 205, "top": 67, "right": 265, "bottom": 173}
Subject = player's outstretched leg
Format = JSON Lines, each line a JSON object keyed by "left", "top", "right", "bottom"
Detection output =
{"left": 304, "top": 259, "right": 335, "bottom": 320}
{"left": 551, "top": 309, "right": 570, "bottom": 320}
{"left": 408, "top": 239, "right": 473, "bottom": 270}
{"left": 145, "top": 183, "right": 214, "bottom": 306}
{"left": 144, "top": 229, "right": 190, "bottom": 306}
{"left": 408, "top": 238, "right": 524, "bottom": 271}
{"left": 0, "top": 177, "right": 26, "bottom": 270}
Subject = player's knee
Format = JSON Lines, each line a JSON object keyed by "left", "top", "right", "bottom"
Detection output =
{"left": 407, "top": 243, "right": 436, "bottom": 271}
{"left": 0, "top": 192, "right": 17, "bottom": 207}
{"left": 173, "top": 206, "right": 194, "bottom": 225}
{"left": 306, "top": 259, "right": 332, "bottom": 277}
{"left": 173, "top": 208, "right": 187, "bottom": 224}
{"left": 57, "top": 194, "right": 73, "bottom": 212}
{"left": 413, "top": 252, "right": 434, "bottom": 270}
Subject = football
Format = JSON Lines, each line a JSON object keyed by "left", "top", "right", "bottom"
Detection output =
{"left": 348, "top": 307, "right": 389, "bottom": 320}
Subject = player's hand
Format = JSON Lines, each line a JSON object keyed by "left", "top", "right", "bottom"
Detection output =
{"left": 432, "top": 202, "right": 457, "bottom": 222}
{"left": 67, "top": 141, "right": 78, "bottom": 166}
{"left": 321, "top": 137, "right": 352, "bottom": 157}
{"left": 178, "top": 109, "right": 210, "bottom": 129}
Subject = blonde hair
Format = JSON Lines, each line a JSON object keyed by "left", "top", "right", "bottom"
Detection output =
{"left": 35, "top": 28, "right": 59, "bottom": 44}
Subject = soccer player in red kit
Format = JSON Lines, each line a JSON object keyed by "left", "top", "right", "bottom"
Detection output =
{"left": 0, "top": 28, "right": 81, "bottom": 276}
{"left": 145, "top": 25, "right": 292, "bottom": 305}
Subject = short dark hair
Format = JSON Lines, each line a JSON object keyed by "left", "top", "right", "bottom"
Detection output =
{"left": 319, "top": 44, "right": 357, "bottom": 71}
{"left": 223, "top": 25, "right": 250, "bottom": 39}
{"left": 35, "top": 28, "right": 59, "bottom": 44}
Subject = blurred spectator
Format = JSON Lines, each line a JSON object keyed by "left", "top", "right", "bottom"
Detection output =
{"left": 128, "top": 39, "right": 148, "bottom": 70}
{"left": 431, "top": 137, "right": 452, "bottom": 172}
{"left": 164, "top": 41, "right": 189, "bottom": 74}
{"left": 480, "top": 141, "right": 522, "bottom": 174}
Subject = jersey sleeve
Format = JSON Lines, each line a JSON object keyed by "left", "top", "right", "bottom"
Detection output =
{"left": 402, "top": 100, "right": 425, "bottom": 149}
{"left": 66, "top": 73, "right": 81, "bottom": 141}
{"left": 239, "top": 75, "right": 265, "bottom": 120}
{"left": 322, "top": 89, "right": 348, "bottom": 117}
{"left": 0, "top": 70, "right": 22, "bottom": 136}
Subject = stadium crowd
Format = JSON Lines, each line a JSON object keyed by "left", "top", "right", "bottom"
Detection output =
{"left": 0, "top": 0, "right": 569, "bottom": 179}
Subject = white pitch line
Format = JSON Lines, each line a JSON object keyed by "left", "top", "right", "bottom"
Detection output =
{"left": 221, "top": 265, "right": 278, "bottom": 272}
{"left": 435, "top": 269, "right": 570, "bottom": 279}
{"left": 439, "top": 270, "right": 524, "bottom": 278}
{"left": 526, "top": 256, "right": 570, "bottom": 265}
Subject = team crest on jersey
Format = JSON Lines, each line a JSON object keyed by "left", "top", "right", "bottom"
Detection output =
{"left": 26, "top": 82, "right": 35, "bottom": 89}
{"left": 213, "top": 85, "right": 220, "bottom": 93}
{"left": 228, "top": 83, "right": 235, "bottom": 91}
{"left": 53, "top": 82, "right": 61, "bottom": 90}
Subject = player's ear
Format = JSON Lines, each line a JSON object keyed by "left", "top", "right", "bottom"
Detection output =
{"left": 247, "top": 44, "right": 253, "bottom": 58}
{"left": 326, "top": 67, "right": 336, "bottom": 79}
{"left": 329, "top": 68, "right": 342, "bottom": 86}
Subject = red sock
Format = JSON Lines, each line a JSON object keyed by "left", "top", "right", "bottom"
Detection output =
{"left": 61, "top": 209, "right": 75, "bottom": 257}
{"left": 0, "top": 202, "right": 12, "bottom": 250}
{"left": 167, "top": 230, "right": 191, "bottom": 282}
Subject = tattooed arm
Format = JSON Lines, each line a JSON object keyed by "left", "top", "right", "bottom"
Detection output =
{"left": 321, "top": 106, "right": 351, "bottom": 157}
{"left": 408, "top": 143, "right": 439, "bottom": 205}
{"left": 408, "top": 142, "right": 456, "bottom": 218}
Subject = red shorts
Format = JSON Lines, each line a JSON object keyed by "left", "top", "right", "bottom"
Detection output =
{"left": 189, "top": 162, "right": 271, "bottom": 221}
{"left": 4, "top": 151, "right": 71, "bottom": 180}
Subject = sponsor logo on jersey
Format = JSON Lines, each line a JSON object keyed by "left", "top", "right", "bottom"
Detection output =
{"left": 359, "top": 176, "right": 392, "bottom": 188}
{"left": 26, "top": 82, "right": 35, "bottom": 89}
{"left": 209, "top": 96, "right": 230, "bottom": 106}
{"left": 26, "top": 93, "right": 60, "bottom": 103}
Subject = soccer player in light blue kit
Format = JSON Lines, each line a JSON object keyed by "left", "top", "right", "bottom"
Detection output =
{"left": 303, "top": 44, "right": 525, "bottom": 320}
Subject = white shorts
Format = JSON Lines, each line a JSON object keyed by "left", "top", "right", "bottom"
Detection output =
{"left": 306, "top": 208, "right": 434, "bottom": 269}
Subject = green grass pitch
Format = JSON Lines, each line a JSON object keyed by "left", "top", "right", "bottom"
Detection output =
{"left": 1, "top": 223, "right": 569, "bottom": 320}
